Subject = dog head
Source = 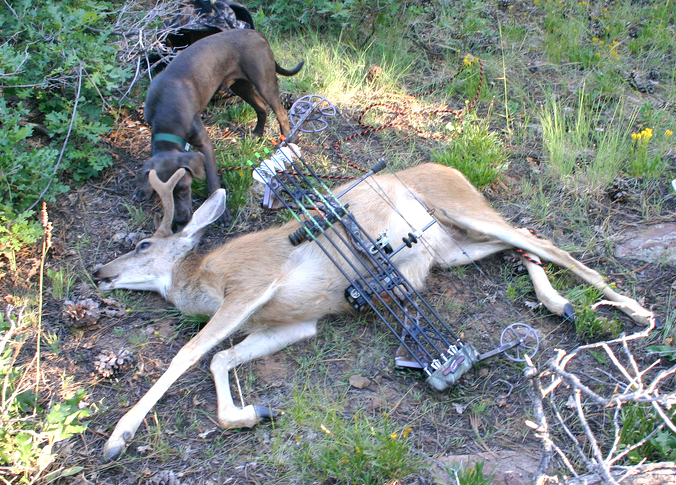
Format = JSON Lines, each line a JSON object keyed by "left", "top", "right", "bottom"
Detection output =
{"left": 135, "top": 152, "right": 207, "bottom": 225}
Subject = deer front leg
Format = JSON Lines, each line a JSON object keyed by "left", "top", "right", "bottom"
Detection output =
{"left": 210, "top": 320, "right": 317, "bottom": 429}
{"left": 103, "top": 283, "right": 279, "bottom": 460}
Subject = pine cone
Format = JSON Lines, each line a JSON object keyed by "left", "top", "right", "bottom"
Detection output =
{"left": 280, "top": 92, "right": 296, "bottom": 110}
{"left": 93, "top": 349, "right": 133, "bottom": 378}
{"left": 149, "top": 470, "right": 183, "bottom": 485}
{"left": 62, "top": 299, "right": 101, "bottom": 328}
{"left": 366, "top": 65, "right": 382, "bottom": 83}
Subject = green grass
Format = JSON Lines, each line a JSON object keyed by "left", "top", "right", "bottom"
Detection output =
{"left": 538, "top": 90, "right": 637, "bottom": 194}
{"left": 281, "top": 388, "right": 423, "bottom": 484}
{"left": 431, "top": 118, "right": 507, "bottom": 188}
{"left": 442, "top": 460, "right": 494, "bottom": 485}
{"left": 214, "top": 137, "right": 266, "bottom": 215}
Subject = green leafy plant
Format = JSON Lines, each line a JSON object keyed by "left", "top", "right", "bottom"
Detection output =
{"left": 0, "top": 0, "right": 132, "bottom": 254}
{"left": 0, "top": 310, "right": 91, "bottom": 484}
{"left": 628, "top": 127, "right": 672, "bottom": 179}
{"left": 564, "top": 286, "right": 622, "bottom": 341}
{"left": 431, "top": 120, "right": 507, "bottom": 188}
{"left": 618, "top": 402, "right": 676, "bottom": 464}
{"left": 249, "top": 0, "right": 404, "bottom": 42}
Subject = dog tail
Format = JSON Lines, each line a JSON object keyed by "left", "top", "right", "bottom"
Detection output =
{"left": 276, "top": 61, "right": 304, "bottom": 77}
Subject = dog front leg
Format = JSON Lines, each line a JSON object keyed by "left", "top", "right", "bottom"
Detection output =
{"left": 189, "top": 117, "right": 220, "bottom": 195}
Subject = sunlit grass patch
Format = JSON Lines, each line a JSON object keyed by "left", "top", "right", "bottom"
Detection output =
{"left": 538, "top": 90, "right": 635, "bottom": 194}
{"left": 214, "top": 138, "right": 267, "bottom": 214}
{"left": 269, "top": 33, "right": 415, "bottom": 106}
{"left": 281, "top": 389, "right": 422, "bottom": 484}
{"left": 431, "top": 118, "right": 507, "bottom": 188}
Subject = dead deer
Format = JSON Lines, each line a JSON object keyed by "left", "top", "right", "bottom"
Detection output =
{"left": 93, "top": 162, "right": 652, "bottom": 460}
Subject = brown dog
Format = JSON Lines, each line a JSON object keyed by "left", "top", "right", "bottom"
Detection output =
{"left": 136, "top": 29, "right": 304, "bottom": 225}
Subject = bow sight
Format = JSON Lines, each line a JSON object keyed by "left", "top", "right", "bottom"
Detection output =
{"left": 250, "top": 94, "right": 539, "bottom": 391}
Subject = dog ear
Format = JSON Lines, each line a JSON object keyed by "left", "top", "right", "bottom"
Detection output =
{"left": 179, "top": 153, "right": 206, "bottom": 180}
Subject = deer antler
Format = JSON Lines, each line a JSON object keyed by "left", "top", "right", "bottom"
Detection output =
{"left": 149, "top": 168, "right": 186, "bottom": 237}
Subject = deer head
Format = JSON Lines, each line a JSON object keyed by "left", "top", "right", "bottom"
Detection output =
{"left": 93, "top": 168, "right": 226, "bottom": 296}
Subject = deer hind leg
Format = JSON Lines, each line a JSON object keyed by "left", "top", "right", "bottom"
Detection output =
{"left": 505, "top": 228, "right": 652, "bottom": 325}
{"left": 448, "top": 214, "right": 651, "bottom": 325}
{"left": 210, "top": 320, "right": 317, "bottom": 429}
{"left": 520, "top": 253, "right": 575, "bottom": 321}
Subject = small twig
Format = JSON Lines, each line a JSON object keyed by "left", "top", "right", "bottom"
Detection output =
{"left": 2, "top": 0, "right": 18, "bottom": 18}
{"left": 651, "top": 401, "right": 676, "bottom": 434}
{"left": 549, "top": 394, "right": 591, "bottom": 470}
{"left": 573, "top": 390, "right": 618, "bottom": 484}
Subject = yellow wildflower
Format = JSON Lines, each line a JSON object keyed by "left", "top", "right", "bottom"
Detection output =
{"left": 666, "top": 129, "right": 673, "bottom": 137}
{"left": 390, "top": 432, "right": 398, "bottom": 440}
{"left": 402, "top": 427, "right": 412, "bottom": 438}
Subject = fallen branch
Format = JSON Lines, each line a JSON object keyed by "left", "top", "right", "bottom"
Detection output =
{"left": 528, "top": 303, "right": 676, "bottom": 484}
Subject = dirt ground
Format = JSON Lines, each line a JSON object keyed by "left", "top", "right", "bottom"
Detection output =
{"left": 5, "top": 74, "right": 676, "bottom": 485}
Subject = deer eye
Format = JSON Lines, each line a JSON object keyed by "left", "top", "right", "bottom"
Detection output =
{"left": 138, "top": 241, "right": 152, "bottom": 250}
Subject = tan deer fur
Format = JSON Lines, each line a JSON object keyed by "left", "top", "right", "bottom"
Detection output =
{"left": 93, "top": 162, "right": 652, "bottom": 460}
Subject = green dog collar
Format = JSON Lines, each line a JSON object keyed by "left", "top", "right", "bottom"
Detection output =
{"left": 153, "top": 132, "right": 187, "bottom": 147}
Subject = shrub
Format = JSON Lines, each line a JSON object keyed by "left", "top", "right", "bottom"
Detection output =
{"left": 431, "top": 121, "right": 507, "bottom": 188}
{"left": 0, "top": 0, "right": 133, "bottom": 254}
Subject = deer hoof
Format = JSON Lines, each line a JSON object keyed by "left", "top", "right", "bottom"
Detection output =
{"left": 562, "top": 303, "right": 575, "bottom": 322}
{"left": 103, "top": 436, "right": 127, "bottom": 461}
{"left": 254, "top": 405, "right": 278, "bottom": 422}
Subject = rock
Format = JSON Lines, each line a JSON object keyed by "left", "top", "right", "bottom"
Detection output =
{"left": 614, "top": 223, "right": 676, "bottom": 265}
{"left": 435, "top": 451, "right": 540, "bottom": 485}
{"left": 349, "top": 375, "right": 371, "bottom": 389}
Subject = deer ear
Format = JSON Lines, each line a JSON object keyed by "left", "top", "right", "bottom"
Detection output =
{"left": 180, "top": 153, "right": 206, "bottom": 180}
{"left": 180, "top": 188, "right": 227, "bottom": 239}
